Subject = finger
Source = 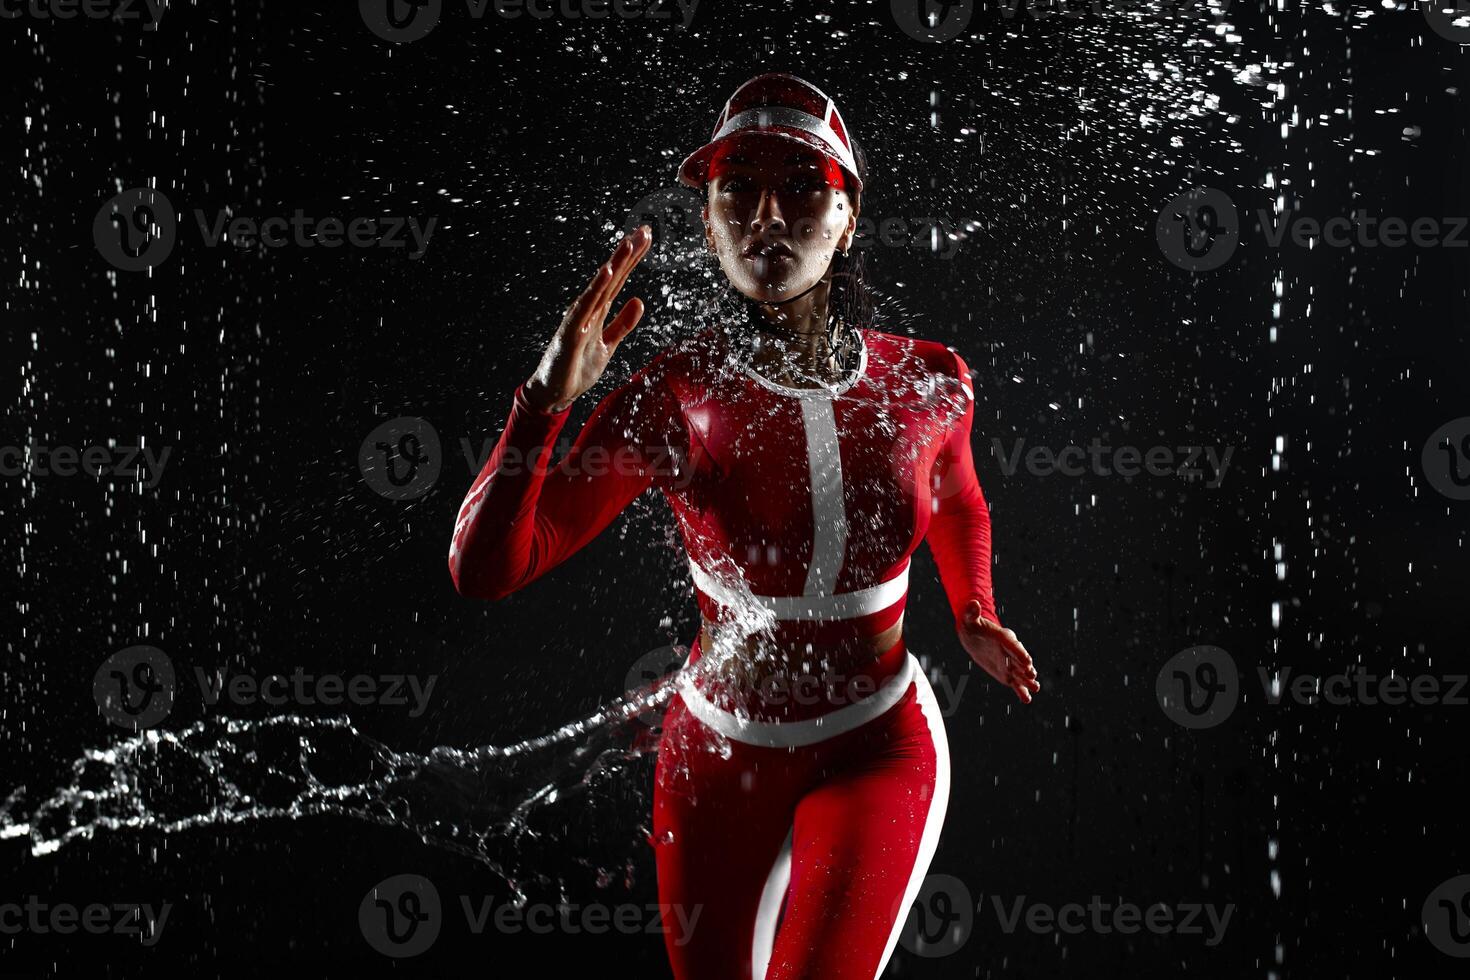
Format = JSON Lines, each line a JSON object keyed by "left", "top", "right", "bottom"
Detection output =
{"left": 599, "top": 226, "right": 652, "bottom": 317}
{"left": 590, "top": 226, "right": 651, "bottom": 322}
{"left": 566, "top": 263, "right": 615, "bottom": 333}
{"left": 1008, "top": 664, "right": 1038, "bottom": 690}
{"left": 1000, "top": 632, "right": 1033, "bottom": 667}
{"left": 603, "top": 297, "right": 645, "bottom": 350}
{"left": 963, "top": 599, "right": 983, "bottom": 626}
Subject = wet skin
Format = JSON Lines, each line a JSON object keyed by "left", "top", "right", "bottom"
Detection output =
{"left": 523, "top": 141, "right": 1039, "bottom": 704}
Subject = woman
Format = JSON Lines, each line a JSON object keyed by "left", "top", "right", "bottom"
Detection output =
{"left": 449, "top": 73, "right": 1039, "bottom": 980}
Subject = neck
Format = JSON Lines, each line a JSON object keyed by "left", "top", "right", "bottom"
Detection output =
{"left": 757, "top": 276, "right": 829, "bottom": 348}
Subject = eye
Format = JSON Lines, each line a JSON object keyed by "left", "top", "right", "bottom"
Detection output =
{"left": 785, "top": 175, "right": 827, "bottom": 194}
{"left": 718, "top": 177, "right": 754, "bottom": 194}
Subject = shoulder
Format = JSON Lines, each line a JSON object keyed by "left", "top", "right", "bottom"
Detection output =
{"left": 598, "top": 325, "right": 724, "bottom": 422}
{"left": 863, "top": 329, "right": 973, "bottom": 388}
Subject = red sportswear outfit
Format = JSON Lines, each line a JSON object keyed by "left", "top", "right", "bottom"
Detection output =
{"left": 450, "top": 325, "right": 1001, "bottom": 979}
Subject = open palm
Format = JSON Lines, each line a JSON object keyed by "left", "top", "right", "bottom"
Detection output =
{"left": 957, "top": 599, "right": 1040, "bottom": 704}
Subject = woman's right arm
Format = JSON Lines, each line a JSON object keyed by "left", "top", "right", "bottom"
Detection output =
{"left": 448, "top": 226, "right": 656, "bottom": 600}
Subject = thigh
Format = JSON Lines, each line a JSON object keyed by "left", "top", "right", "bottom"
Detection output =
{"left": 653, "top": 692, "right": 811, "bottom": 980}
{"left": 765, "top": 677, "right": 951, "bottom": 980}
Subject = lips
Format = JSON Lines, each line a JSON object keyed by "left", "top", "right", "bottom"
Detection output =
{"left": 742, "top": 239, "right": 794, "bottom": 260}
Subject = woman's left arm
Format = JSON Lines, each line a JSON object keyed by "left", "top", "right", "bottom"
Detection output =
{"left": 925, "top": 349, "right": 1040, "bottom": 704}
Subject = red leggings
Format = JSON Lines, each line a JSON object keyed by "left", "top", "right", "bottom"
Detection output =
{"left": 652, "top": 649, "right": 950, "bottom": 980}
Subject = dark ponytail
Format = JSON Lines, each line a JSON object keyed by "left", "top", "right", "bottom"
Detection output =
{"left": 826, "top": 133, "right": 871, "bottom": 375}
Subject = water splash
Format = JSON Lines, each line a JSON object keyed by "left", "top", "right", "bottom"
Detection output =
{"left": 0, "top": 667, "right": 707, "bottom": 906}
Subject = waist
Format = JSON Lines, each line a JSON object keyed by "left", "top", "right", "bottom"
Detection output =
{"left": 678, "top": 630, "right": 912, "bottom": 729}
{"left": 687, "top": 557, "right": 910, "bottom": 639}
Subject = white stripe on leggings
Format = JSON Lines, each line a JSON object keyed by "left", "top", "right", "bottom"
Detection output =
{"left": 751, "top": 824, "right": 794, "bottom": 980}
{"left": 872, "top": 662, "right": 951, "bottom": 979}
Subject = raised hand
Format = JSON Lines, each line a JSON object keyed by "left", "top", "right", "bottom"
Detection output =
{"left": 957, "top": 599, "right": 1040, "bottom": 704}
{"left": 523, "top": 225, "right": 653, "bottom": 413}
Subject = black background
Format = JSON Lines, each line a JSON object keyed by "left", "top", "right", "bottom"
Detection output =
{"left": 3, "top": 0, "right": 1468, "bottom": 976}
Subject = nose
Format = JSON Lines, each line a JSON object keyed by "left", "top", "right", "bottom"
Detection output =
{"left": 749, "top": 188, "right": 786, "bottom": 239}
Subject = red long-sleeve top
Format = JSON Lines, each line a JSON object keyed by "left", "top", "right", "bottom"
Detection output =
{"left": 449, "top": 327, "right": 1001, "bottom": 649}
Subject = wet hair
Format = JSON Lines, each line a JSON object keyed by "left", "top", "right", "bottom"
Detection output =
{"left": 828, "top": 133, "right": 872, "bottom": 340}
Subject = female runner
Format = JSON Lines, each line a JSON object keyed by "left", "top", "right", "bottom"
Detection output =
{"left": 449, "top": 73, "right": 1040, "bottom": 980}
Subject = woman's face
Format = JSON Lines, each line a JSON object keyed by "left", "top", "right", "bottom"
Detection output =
{"left": 703, "top": 139, "right": 858, "bottom": 304}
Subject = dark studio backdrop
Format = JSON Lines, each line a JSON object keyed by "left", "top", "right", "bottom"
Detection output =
{"left": 2, "top": 0, "right": 1467, "bottom": 976}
